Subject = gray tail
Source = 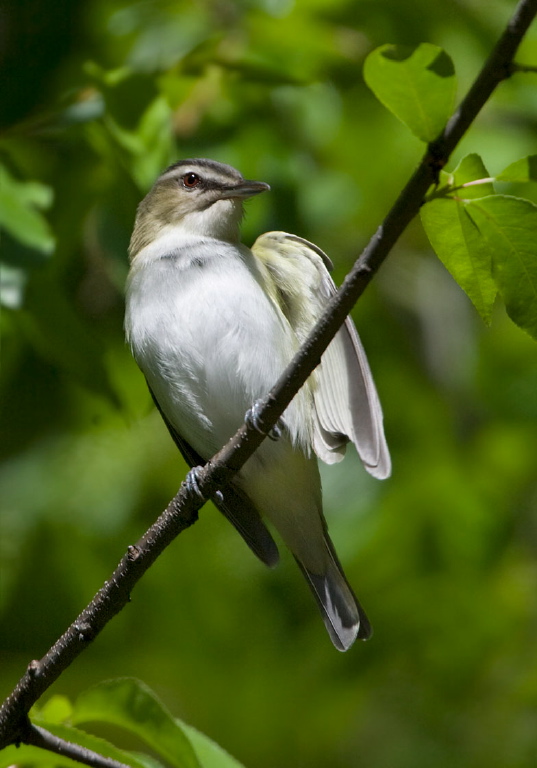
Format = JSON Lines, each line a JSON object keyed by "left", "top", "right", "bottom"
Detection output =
{"left": 295, "top": 549, "right": 371, "bottom": 651}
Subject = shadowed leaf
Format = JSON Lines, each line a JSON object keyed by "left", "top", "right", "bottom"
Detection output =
{"left": 496, "top": 155, "right": 537, "bottom": 183}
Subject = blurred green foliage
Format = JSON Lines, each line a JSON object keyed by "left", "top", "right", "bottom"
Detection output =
{"left": 1, "top": 1, "right": 537, "bottom": 767}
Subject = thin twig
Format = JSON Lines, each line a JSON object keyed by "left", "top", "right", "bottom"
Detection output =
{"left": 1, "top": 0, "right": 536, "bottom": 758}
{"left": 23, "top": 723, "right": 131, "bottom": 768}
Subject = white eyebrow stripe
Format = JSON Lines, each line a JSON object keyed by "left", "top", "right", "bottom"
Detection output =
{"left": 160, "top": 167, "right": 186, "bottom": 182}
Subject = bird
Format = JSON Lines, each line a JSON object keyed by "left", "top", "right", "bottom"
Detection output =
{"left": 124, "top": 158, "right": 390, "bottom": 651}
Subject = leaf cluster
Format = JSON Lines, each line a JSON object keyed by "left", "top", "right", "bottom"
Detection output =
{"left": 364, "top": 43, "right": 537, "bottom": 339}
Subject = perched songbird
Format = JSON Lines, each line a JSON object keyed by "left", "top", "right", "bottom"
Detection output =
{"left": 125, "top": 158, "right": 390, "bottom": 651}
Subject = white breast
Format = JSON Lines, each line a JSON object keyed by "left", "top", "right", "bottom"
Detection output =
{"left": 125, "top": 238, "right": 310, "bottom": 459}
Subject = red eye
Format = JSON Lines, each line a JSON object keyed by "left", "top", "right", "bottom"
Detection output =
{"left": 182, "top": 172, "right": 200, "bottom": 188}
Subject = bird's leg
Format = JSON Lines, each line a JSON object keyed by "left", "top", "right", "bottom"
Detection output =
{"left": 245, "top": 399, "right": 283, "bottom": 441}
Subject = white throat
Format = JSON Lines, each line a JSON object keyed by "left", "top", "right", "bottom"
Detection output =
{"left": 178, "top": 198, "right": 242, "bottom": 242}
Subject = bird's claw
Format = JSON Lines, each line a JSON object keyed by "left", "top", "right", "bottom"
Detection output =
{"left": 245, "top": 399, "right": 283, "bottom": 441}
{"left": 184, "top": 466, "right": 207, "bottom": 501}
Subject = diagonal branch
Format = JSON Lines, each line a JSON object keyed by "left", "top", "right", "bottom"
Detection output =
{"left": 1, "top": 0, "right": 536, "bottom": 757}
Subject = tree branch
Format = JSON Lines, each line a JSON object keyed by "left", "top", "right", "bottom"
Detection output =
{"left": 22, "top": 722, "right": 131, "bottom": 768}
{"left": 1, "top": 0, "right": 536, "bottom": 758}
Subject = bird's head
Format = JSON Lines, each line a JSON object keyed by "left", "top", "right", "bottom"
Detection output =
{"left": 129, "top": 159, "right": 270, "bottom": 259}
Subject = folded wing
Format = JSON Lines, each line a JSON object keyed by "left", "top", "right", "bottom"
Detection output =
{"left": 252, "top": 231, "right": 390, "bottom": 480}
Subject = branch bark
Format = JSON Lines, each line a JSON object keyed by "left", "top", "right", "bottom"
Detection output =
{"left": 1, "top": 0, "right": 536, "bottom": 757}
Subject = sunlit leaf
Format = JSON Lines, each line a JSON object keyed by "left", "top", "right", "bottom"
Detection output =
{"left": 465, "top": 195, "right": 537, "bottom": 339}
{"left": 73, "top": 678, "right": 202, "bottom": 768}
{"left": 37, "top": 694, "right": 73, "bottom": 724}
{"left": 363, "top": 43, "right": 456, "bottom": 142}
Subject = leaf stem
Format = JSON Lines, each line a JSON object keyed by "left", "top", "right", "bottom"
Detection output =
{"left": 509, "top": 62, "right": 537, "bottom": 73}
{"left": 458, "top": 177, "right": 496, "bottom": 188}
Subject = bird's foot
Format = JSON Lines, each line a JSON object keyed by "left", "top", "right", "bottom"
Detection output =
{"left": 245, "top": 399, "right": 283, "bottom": 441}
{"left": 184, "top": 466, "right": 207, "bottom": 501}
{"left": 184, "top": 467, "right": 225, "bottom": 505}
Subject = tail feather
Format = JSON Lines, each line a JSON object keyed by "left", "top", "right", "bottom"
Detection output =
{"left": 294, "top": 551, "right": 371, "bottom": 651}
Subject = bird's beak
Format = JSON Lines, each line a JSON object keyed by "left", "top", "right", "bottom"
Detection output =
{"left": 220, "top": 180, "right": 270, "bottom": 200}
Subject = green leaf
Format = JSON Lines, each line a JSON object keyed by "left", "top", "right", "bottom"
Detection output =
{"left": 421, "top": 200, "right": 497, "bottom": 323}
{"left": 182, "top": 723, "right": 247, "bottom": 768}
{"left": 132, "top": 95, "right": 174, "bottom": 189}
{"left": 0, "top": 164, "right": 56, "bottom": 255}
{"left": 100, "top": 95, "right": 173, "bottom": 191}
{"left": 72, "top": 678, "right": 202, "bottom": 768}
{"left": 0, "top": 743, "right": 69, "bottom": 768}
{"left": 420, "top": 155, "right": 497, "bottom": 322}
{"left": 426, "top": 153, "right": 495, "bottom": 202}
{"left": 38, "top": 694, "right": 74, "bottom": 724}
{"left": 451, "top": 153, "right": 495, "bottom": 198}
{"left": 465, "top": 195, "right": 537, "bottom": 339}
{"left": 496, "top": 155, "right": 537, "bottom": 183}
{"left": 363, "top": 43, "right": 456, "bottom": 142}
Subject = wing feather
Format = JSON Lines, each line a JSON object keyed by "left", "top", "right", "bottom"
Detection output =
{"left": 252, "top": 231, "right": 390, "bottom": 479}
